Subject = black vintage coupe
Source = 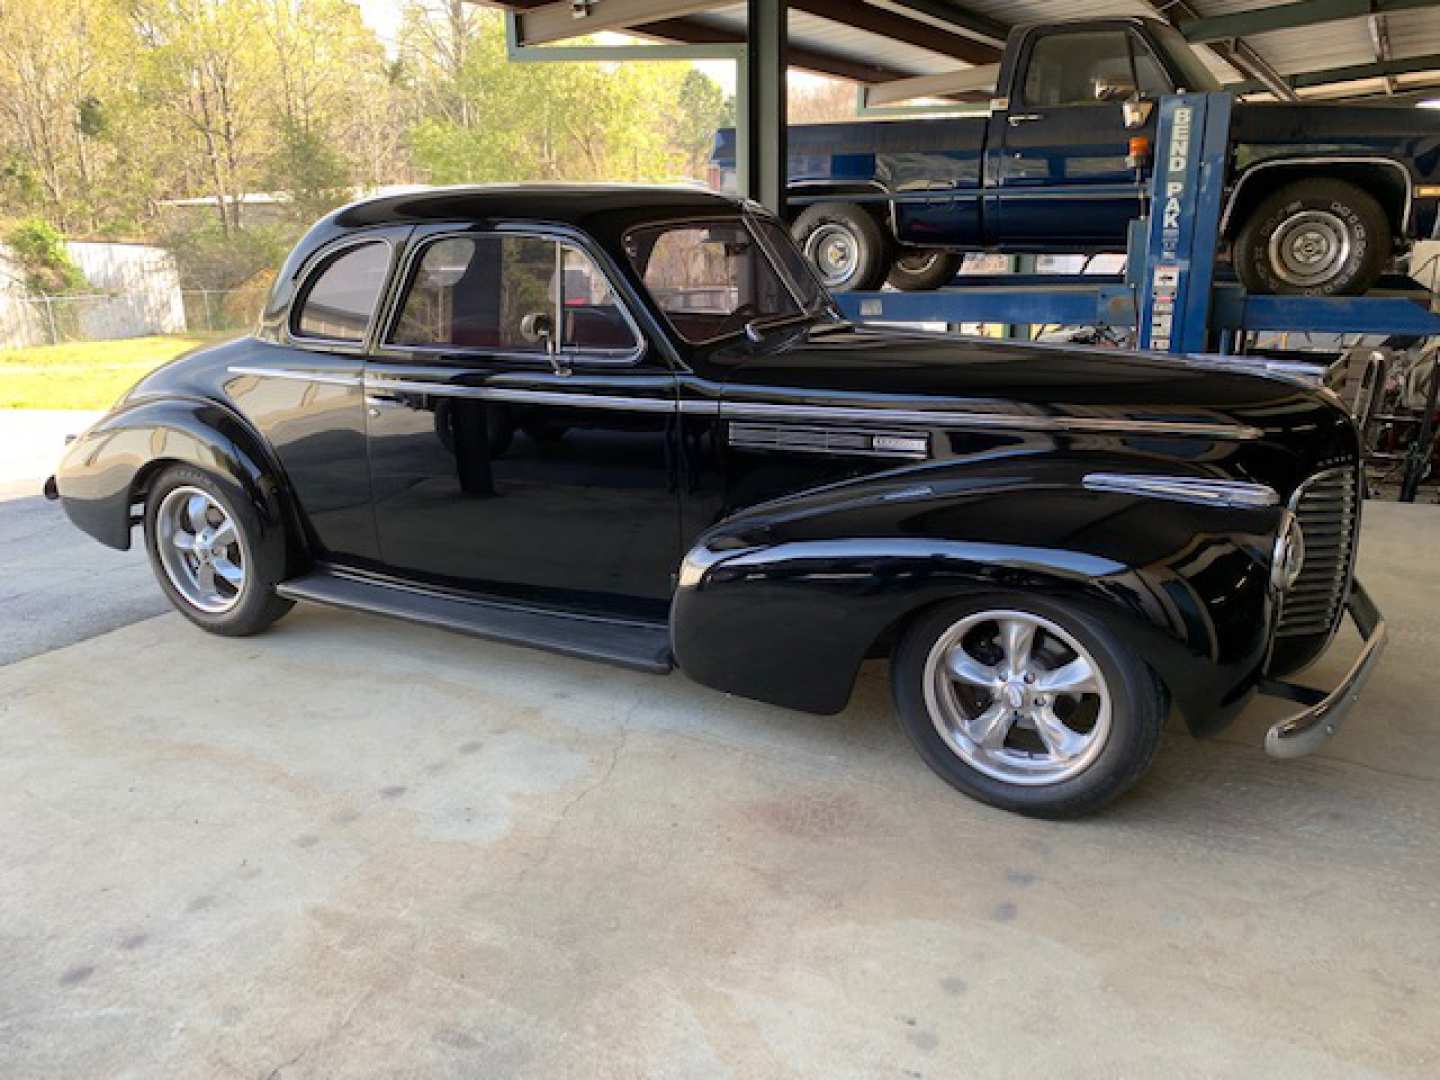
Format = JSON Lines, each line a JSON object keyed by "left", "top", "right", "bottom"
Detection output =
{"left": 49, "top": 185, "right": 1386, "bottom": 817}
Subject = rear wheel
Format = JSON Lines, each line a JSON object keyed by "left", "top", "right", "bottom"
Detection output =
{"left": 791, "top": 202, "right": 891, "bottom": 292}
{"left": 887, "top": 249, "right": 963, "bottom": 291}
{"left": 891, "top": 596, "right": 1166, "bottom": 818}
{"left": 1234, "top": 178, "right": 1390, "bottom": 296}
{"left": 144, "top": 464, "right": 293, "bottom": 636}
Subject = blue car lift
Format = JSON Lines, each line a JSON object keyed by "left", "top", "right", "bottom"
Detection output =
{"left": 834, "top": 91, "right": 1440, "bottom": 352}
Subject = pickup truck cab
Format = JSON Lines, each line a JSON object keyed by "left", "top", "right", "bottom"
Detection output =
{"left": 714, "top": 16, "right": 1440, "bottom": 296}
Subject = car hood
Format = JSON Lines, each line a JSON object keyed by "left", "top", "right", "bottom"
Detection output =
{"left": 716, "top": 325, "right": 1356, "bottom": 462}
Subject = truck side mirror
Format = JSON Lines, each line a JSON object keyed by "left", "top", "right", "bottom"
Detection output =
{"left": 1093, "top": 75, "right": 1137, "bottom": 102}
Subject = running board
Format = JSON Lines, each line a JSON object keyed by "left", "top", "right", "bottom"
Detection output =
{"left": 276, "top": 569, "right": 673, "bottom": 674}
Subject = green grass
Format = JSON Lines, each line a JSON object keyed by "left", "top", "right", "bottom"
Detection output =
{"left": 0, "top": 334, "right": 231, "bottom": 409}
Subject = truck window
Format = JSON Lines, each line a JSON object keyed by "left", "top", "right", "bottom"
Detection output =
{"left": 1023, "top": 31, "right": 1135, "bottom": 106}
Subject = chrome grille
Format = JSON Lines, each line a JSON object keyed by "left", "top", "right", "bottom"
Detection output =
{"left": 1276, "top": 467, "right": 1359, "bottom": 638}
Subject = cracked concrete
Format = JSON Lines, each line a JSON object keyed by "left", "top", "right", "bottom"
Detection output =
{"left": 1, "top": 502, "right": 1438, "bottom": 1078}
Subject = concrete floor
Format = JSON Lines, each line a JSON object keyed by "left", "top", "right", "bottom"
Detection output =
{"left": 2, "top": 475, "right": 1438, "bottom": 1076}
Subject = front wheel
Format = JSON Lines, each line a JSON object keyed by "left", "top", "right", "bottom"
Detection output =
{"left": 1234, "top": 179, "right": 1390, "bottom": 296}
{"left": 144, "top": 464, "right": 294, "bottom": 636}
{"left": 791, "top": 202, "right": 891, "bottom": 292}
{"left": 891, "top": 596, "right": 1166, "bottom": 818}
{"left": 887, "top": 249, "right": 964, "bottom": 291}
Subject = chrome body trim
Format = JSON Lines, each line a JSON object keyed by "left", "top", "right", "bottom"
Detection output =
{"left": 1220, "top": 156, "right": 1414, "bottom": 236}
{"left": 729, "top": 422, "right": 930, "bottom": 460}
{"left": 362, "top": 377, "right": 677, "bottom": 413}
{"left": 1082, "top": 473, "right": 1280, "bottom": 508}
{"left": 226, "top": 365, "right": 363, "bottom": 388}
{"left": 716, "top": 400, "right": 1263, "bottom": 440}
{"left": 1262, "top": 582, "right": 1386, "bottom": 759}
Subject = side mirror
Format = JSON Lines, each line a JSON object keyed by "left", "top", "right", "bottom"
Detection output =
{"left": 519, "top": 311, "right": 554, "bottom": 348}
{"left": 1093, "top": 75, "right": 1137, "bottom": 103}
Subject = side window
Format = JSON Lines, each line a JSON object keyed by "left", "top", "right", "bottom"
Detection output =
{"left": 293, "top": 241, "right": 390, "bottom": 342}
{"left": 1021, "top": 31, "right": 1135, "bottom": 107}
{"left": 390, "top": 235, "right": 637, "bottom": 354}
{"left": 1130, "top": 38, "right": 1172, "bottom": 97}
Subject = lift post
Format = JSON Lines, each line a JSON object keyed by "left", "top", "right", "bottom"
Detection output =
{"left": 1138, "top": 92, "right": 1231, "bottom": 353}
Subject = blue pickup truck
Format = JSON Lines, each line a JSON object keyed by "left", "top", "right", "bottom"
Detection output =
{"left": 713, "top": 16, "right": 1440, "bottom": 296}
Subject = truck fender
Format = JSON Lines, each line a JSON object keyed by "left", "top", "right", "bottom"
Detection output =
{"left": 53, "top": 395, "right": 297, "bottom": 557}
{"left": 1222, "top": 156, "right": 1413, "bottom": 239}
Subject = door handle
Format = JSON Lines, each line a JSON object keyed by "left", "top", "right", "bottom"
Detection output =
{"left": 1008, "top": 113, "right": 1043, "bottom": 126}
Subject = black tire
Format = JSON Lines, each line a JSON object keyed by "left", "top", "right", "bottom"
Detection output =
{"left": 891, "top": 594, "right": 1166, "bottom": 819}
{"left": 143, "top": 464, "right": 294, "bottom": 637}
{"left": 791, "top": 202, "right": 891, "bottom": 292}
{"left": 1234, "top": 179, "right": 1390, "bottom": 296}
{"left": 886, "top": 249, "right": 964, "bottom": 292}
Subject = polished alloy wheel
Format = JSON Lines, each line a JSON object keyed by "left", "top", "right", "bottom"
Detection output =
{"left": 922, "top": 609, "right": 1112, "bottom": 785}
{"left": 1267, "top": 209, "right": 1352, "bottom": 288}
{"left": 155, "top": 485, "right": 246, "bottom": 613}
{"left": 804, "top": 223, "right": 860, "bottom": 287}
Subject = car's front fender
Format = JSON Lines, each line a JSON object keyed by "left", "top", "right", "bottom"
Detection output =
{"left": 53, "top": 395, "right": 293, "bottom": 553}
{"left": 671, "top": 467, "right": 1283, "bottom": 733}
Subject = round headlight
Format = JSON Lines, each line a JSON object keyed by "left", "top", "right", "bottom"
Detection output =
{"left": 1271, "top": 514, "right": 1305, "bottom": 592}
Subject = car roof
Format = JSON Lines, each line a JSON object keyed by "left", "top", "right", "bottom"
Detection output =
{"left": 330, "top": 183, "right": 745, "bottom": 230}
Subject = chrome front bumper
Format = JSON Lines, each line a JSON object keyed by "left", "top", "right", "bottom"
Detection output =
{"left": 1259, "top": 582, "right": 1387, "bottom": 759}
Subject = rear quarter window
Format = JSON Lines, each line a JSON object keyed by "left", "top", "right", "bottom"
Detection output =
{"left": 292, "top": 241, "right": 391, "bottom": 342}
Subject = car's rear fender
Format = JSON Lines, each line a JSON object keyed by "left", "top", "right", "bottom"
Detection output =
{"left": 54, "top": 395, "right": 297, "bottom": 557}
{"left": 671, "top": 465, "right": 1282, "bottom": 733}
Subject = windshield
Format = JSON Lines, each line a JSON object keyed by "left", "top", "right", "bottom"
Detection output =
{"left": 624, "top": 217, "right": 823, "bottom": 345}
{"left": 1149, "top": 23, "right": 1221, "bottom": 93}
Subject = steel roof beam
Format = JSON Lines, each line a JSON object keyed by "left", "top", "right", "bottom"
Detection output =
{"left": 1180, "top": 0, "right": 1436, "bottom": 44}
{"left": 632, "top": 16, "right": 912, "bottom": 83}
{"left": 869, "top": 0, "right": 1009, "bottom": 49}
{"left": 514, "top": 0, "right": 731, "bottom": 46}
{"left": 1142, "top": 0, "right": 1300, "bottom": 103}
{"left": 1226, "top": 51, "right": 1440, "bottom": 94}
{"left": 789, "top": 0, "right": 1000, "bottom": 65}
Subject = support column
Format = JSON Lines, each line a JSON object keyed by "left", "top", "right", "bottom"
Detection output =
{"left": 744, "top": 0, "right": 787, "bottom": 216}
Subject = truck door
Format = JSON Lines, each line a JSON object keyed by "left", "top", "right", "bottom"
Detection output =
{"left": 989, "top": 25, "right": 1167, "bottom": 249}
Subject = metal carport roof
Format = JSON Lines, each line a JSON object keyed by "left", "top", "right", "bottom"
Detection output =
{"left": 483, "top": 0, "right": 1440, "bottom": 105}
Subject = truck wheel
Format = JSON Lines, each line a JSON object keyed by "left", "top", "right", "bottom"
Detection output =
{"left": 791, "top": 202, "right": 891, "bottom": 292}
{"left": 1234, "top": 179, "right": 1390, "bottom": 296}
{"left": 144, "top": 464, "right": 294, "bottom": 637}
{"left": 891, "top": 595, "right": 1166, "bottom": 818}
{"left": 887, "top": 249, "right": 963, "bottom": 291}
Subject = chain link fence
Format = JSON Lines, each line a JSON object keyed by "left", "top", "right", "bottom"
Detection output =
{"left": 0, "top": 286, "right": 267, "bottom": 348}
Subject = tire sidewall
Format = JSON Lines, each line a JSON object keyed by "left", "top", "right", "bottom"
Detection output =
{"left": 1238, "top": 182, "right": 1387, "bottom": 297}
{"left": 791, "top": 203, "right": 890, "bottom": 292}
{"left": 887, "top": 249, "right": 963, "bottom": 292}
{"left": 892, "top": 593, "right": 1163, "bottom": 818}
{"left": 144, "top": 465, "right": 289, "bottom": 635}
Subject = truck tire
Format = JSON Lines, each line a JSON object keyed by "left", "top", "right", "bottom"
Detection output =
{"left": 887, "top": 249, "right": 964, "bottom": 291}
{"left": 791, "top": 202, "right": 891, "bottom": 292}
{"left": 891, "top": 594, "right": 1166, "bottom": 818}
{"left": 1234, "top": 179, "right": 1390, "bottom": 296}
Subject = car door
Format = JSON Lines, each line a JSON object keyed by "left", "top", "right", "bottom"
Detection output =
{"left": 990, "top": 25, "right": 1167, "bottom": 248}
{"left": 363, "top": 224, "right": 680, "bottom": 618}
{"left": 226, "top": 230, "right": 409, "bottom": 563}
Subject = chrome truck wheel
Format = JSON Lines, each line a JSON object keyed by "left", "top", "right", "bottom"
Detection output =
{"left": 892, "top": 596, "right": 1166, "bottom": 818}
{"left": 790, "top": 202, "right": 890, "bottom": 292}
{"left": 1235, "top": 178, "right": 1389, "bottom": 297}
